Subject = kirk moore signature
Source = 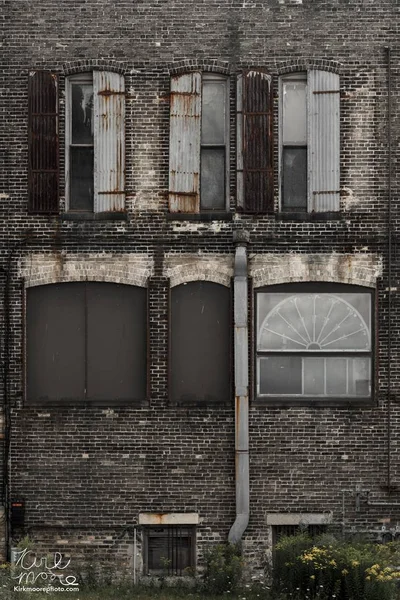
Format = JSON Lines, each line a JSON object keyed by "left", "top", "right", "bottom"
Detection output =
{"left": 12, "top": 548, "right": 79, "bottom": 587}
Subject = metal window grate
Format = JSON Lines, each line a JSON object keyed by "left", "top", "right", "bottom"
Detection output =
{"left": 145, "top": 526, "right": 195, "bottom": 576}
{"left": 272, "top": 524, "right": 327, "bottom": 546}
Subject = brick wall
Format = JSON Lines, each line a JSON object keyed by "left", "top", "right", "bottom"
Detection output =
{"left": 2, "top": 0, "right": 400, "bottom": 577}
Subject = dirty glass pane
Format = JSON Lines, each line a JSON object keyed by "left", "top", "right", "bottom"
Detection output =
{"left": 200, "top": 148, "right": 225, "bottom": 210}
{"left": 171, "top": 281, "right": 231, "bottom": 403}
{"left": 258, "top": 356, "right": 302, "bottom": 395}
{"left": 282, "top": 77, "right": 307, "bottom": 144}
{"left": 348, "top": 357, "right": 371, "bottom": 396}
{"left": 71, "top": 82, "right": 94, "bottom": 144}
{"left": 86, "top": 283, "right": 146, "bottom": 401}
{"left": 282, "top": 147, "right": 307, "bottom": 211}
{"left": 326, "top": 358, "right": 347, "bottom": 395}
{"left": 303, "top": 357, "right": 325, "bottom": 395}
{"left": 26, "top": 284, "right": 85, "bottom": 403}
{"left": 257, "top": 292, "right": 371, "bottom": 352}
{"left": 70, "top": 147, "right": 94, "bottom": 211}
{"left": 202, "top": 80, "right": 226, "bottom": 145}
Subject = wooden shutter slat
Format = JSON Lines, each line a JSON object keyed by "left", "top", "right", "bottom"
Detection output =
{"left": 308, "top": 70, "right": 340, "bottom": 212}
{"left": 93, "top": 71, "right": 125, "bottom": 213}
{"left": 169, "top": 72, "right": 201, "bottom": 213}
{"left": 28, "top": 71, "right": 59, "bottom": 214}
{"left": 240, "top": 70, "right": 273, "bottom": 213}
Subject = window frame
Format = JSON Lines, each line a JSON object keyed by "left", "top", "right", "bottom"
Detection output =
{"left": 254, "top": 283, "right": 375, "bottom": 407}
{"left": 65, "top": 72, "right": 94, "bottom": 213}
{"left": 279, "top": 72, "right": 308, "bottom": 213}
{"left": 143, "top": 525, "right": 196, "bottom": 576}
{"left": 200, "top": 73, "right": 230, "bottom": 212}
{"left": 278, "top": 69, "right": 340, "bottom": 214}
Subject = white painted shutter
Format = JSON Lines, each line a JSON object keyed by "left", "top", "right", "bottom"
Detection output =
{"left": 169, "top": 72, "right": 201, "bottom": 213}
{"left": 308, "top": 70, "right": 340, "bottom": 212}
{"left": 93, "top": 71, "right": 125, "bottom": 212}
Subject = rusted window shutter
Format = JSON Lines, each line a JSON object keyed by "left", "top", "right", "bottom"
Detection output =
{"left": 28, "top": 71, "right": 59, "bottom": 213}
{"left": 169, "top": 72, "right": 201, "bottom": 213}
{"left": 308, "top": 70, "right": 340, "bottom": 212}
{"left": 238, "top": 70, "right": 273, "bottom": 213}
{"left": 93, "top": 71, "right": 125, "bottom": 213}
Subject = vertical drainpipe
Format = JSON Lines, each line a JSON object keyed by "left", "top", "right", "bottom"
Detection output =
{"left": 228, "top": 230, "right": 250, "bottom": 544}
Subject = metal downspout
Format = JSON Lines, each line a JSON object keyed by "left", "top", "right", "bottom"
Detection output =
{"left": 229, "top": 232, "right": 250, "bottom": 544}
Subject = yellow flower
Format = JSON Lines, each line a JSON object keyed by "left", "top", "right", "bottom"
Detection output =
{"left": 351, "top": 560, "right": 360, "bottom": 567}
{"left": 342, "top": 569, "right": 349, "bottom": 576}
{"left": 330, "top": 560, "right": 337, "bottom": 567}
{"left": 310, "top": 575, "right": 315, "bottom": 580}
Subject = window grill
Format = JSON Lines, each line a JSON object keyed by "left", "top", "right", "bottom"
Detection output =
{"left": 144, "top": 526, "right": 195, "bottom": 576}
{"left": 272, "top": 524, "right": 327, "bottom": 546}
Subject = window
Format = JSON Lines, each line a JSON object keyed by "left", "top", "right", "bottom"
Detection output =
{"left": 65, "top": 71, "right": 125, "bottom": 213}
{"left": 256, "top": 284, "right": 373, "bottom": 401}
{"left": 273, "top": 524, "right": 327, "bottom": 546}
{"left": 26, "top": 282, "right": 146, "bottom": 404}
{"left": 169, "top": 72, "right": 229, "bottom": 213}
{"left": 143, "top": 526, "right": 196, "bottom": 575}
{"left": 170, "top": 281, "right": 231, "bottom": 404}
{"left": 279, "top": 70, "right": 340, "bottom": 212}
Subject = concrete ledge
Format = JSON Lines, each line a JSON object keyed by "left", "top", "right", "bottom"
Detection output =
{"left": 139, "top": 513, "right": 199, "bottom": 526}
{"left": 266, "top": 512, "right": 333, "bottom": 526}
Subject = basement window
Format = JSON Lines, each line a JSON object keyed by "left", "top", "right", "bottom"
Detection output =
{"left": 272, "top": 524, "right": 327, "bottom": 546}
{"left": 143, "top": 526, "right": 196, "bottom": 575}
{"left": 255, "top": 283, "right": 373, "bottom": 403}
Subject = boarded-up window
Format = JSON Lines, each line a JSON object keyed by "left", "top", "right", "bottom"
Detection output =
{"left": 280, "top": 70, "right": 340, "bottom": 212}
{"left": 144, "top": 526, "right": 196, "bottom": 575}
{"left": 28, "top": 71, "right": 59, "bottom": 213}
{"left": 169, "top": 72, "right": 228, "bottom": 213}
{"left": 170, "top": 281, "right": 231, "bottom": 404}
{"left": 26, "top": 282, "right": 146, "bottom": 404}
{"left": 237, "top": 69, "right": 274, "bottom": 213}
{"left": 66, "top": 71, "right": 125, "bottom": 213}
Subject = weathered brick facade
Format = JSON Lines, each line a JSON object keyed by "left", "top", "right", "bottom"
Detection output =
{"left": 1, "top": 0, "right": 400, "bottom": 578}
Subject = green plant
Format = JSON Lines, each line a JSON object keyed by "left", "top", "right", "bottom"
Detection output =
{"left": 201, "top": 542, "right": 243, "bottom": 595}
{"left": 271, "top": 533, "right": 400, "bottom": 600}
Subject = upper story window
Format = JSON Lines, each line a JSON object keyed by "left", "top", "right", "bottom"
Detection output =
{"left": 169, "top": 72, "right": 229, "bottom": 213}
{"left": 279, "top": 70, "right": 340, "bottom": 213}
{"left": 66, "top": 71, "right": 125, "bottom": 213}
{"left": 28, "top": 70, "right": 125, "bottom": 215}
{"left": 255, "top": 284, "right": 373, "bottom": 403}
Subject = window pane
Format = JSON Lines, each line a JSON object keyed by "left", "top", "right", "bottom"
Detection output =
{"left": 71, "top": 82, "right": 94, "bottom": 144}
{"left": 201, "top": 80, "right": 226, "bottom": 145}
{"left": 27, "top": 284, "right": 85, "bottom": 403}
{"left": 200, "top": 148, "right": 225, "bottom": 210}
{"left": 282, "top": 147, "right": 307, "bottom": 211}
{"left": 70, "top": 147, "right": 94, "bottom": 211}
{"left": 282, "top": 78, "right": 307, "bottom": 144}
{"left": 326, "top": 358, "right": 347, "bottom": 395}
{"left": 304, "top": 357, "right": 325, "bottom": 395}
{"left": 171, "top": 282, "right": 231, "bottom": 403}
{"left": 86, "top": 283, "right": 147, "bottom": 401}
{"left": 348, "top": 357, "right": 371, "bottom": 396}
{"left": 258, "top": 356, "right": 302, "bottom": 395}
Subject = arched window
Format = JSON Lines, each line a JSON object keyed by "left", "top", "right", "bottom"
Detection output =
{"left": 26, "top": 282, "right": 146, "bottom": 404}
{"left": 170, "top": 281, "right": 231, "bottom": 404}
{"left": 256, "top": 283, "right": 373, "bottom": 401}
